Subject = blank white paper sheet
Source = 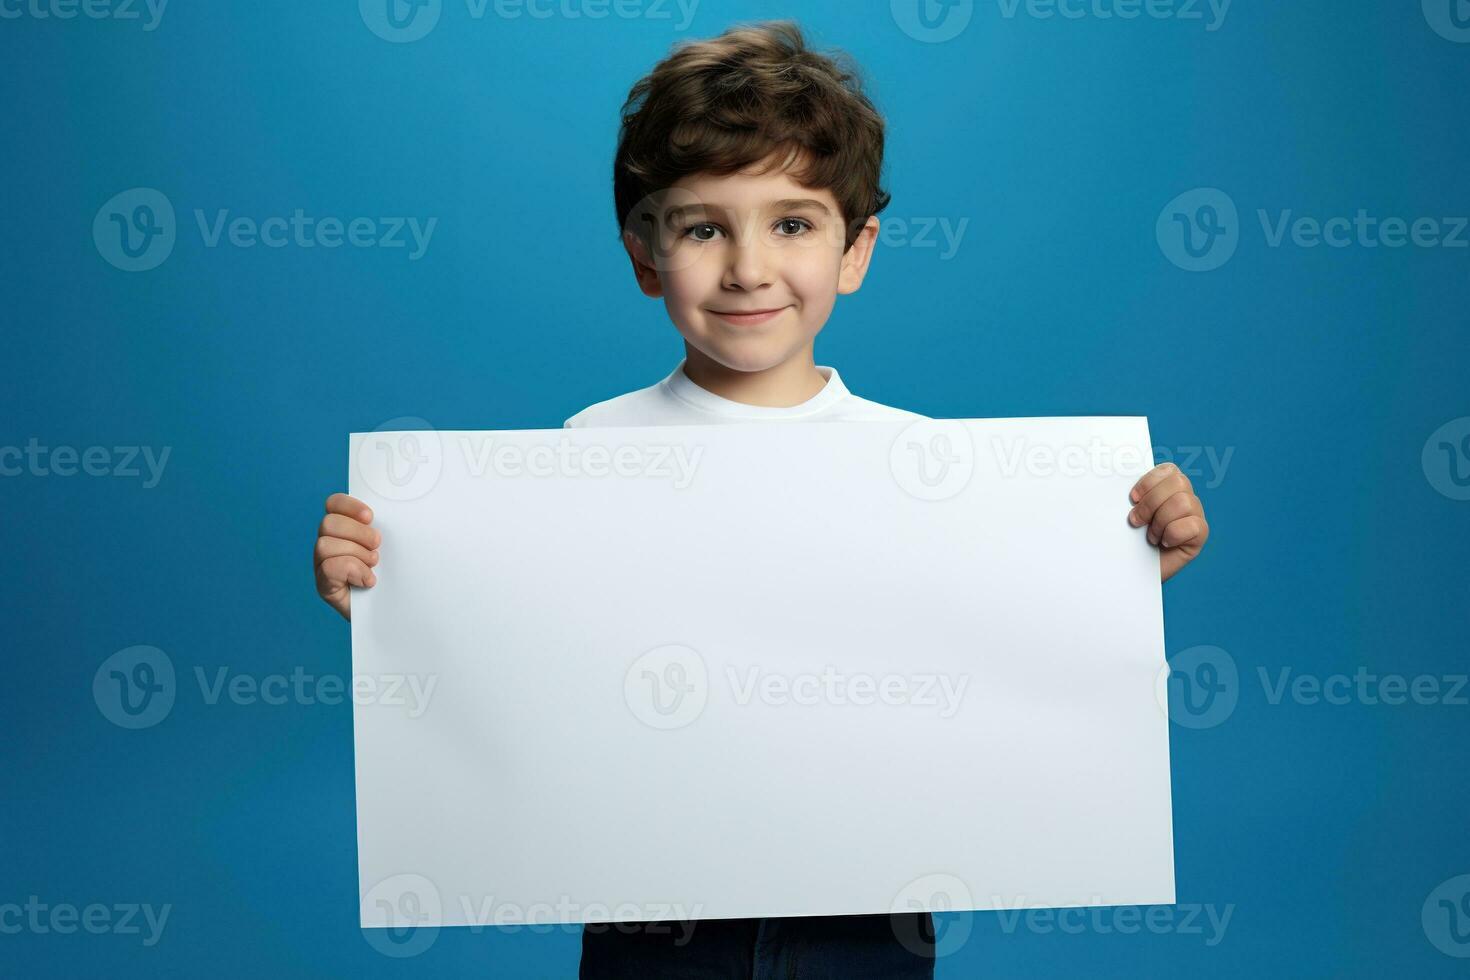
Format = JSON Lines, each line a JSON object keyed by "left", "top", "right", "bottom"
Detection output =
{"left": 348, "top": 417, "right": 1175, "bottom": 928}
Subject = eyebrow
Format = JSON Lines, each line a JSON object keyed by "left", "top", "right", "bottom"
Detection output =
{"left": 664, "top": 198, "right": 833, "bottom": 224}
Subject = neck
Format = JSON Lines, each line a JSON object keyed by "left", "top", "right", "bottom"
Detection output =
{"left": 680, "top": 344, "right": 827, "bottom": 407}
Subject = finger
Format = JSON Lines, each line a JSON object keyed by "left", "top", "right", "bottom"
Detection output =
{"left": 316, "top": 555, "right": 376, "bottom": 592}
{"left": 319, "top": 513, "right": 382, "bottom": 549}
{"left": 1129, "top": 462, "right": 1190, "bottom": 504}
{"left": 314, "top": 535, "right": 379, "bottom": 569}
{"left": 1159, "top": 514, "right": 1209, "bottom": 550}
{"left": 1147, "top": 493, "right": 1200, "bottom": 544}
{"left": 1129, "top": 471, "right": 1193, "bottom": 526}
{"left": 326, "top": 493, "right": 374, "bottom": 524}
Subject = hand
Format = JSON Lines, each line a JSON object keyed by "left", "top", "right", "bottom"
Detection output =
{"left": 314, "top": 493, "right": 380, "bottom": 621}
{"left": 1128, "top": 463, "right": 1209, "bottom": 583}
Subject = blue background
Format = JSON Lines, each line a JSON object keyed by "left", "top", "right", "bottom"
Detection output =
{"left": 3, "top": 0, "right": 1468, "bottom": 975}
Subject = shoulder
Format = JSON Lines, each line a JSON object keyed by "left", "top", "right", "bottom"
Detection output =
{"left": 829, "top": 395, "right": 930, "bottom": 423}
{"left": 562, "top": 381, "right": 668, "bottom": 429}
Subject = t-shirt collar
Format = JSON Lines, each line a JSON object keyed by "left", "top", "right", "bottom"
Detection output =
{"left": 662, "top": 356, "right": 850, "bottom": 420}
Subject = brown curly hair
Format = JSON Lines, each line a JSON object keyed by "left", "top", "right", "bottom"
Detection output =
{"left": 613, "top": 20, "right": 892, "bottom": 252}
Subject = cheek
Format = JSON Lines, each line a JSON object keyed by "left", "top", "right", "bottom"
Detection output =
{"left": 783, "top": 248, "right": 842, "bottom": 306}
{"left": 659, "top": 255, "right": 720, "bottom": 309}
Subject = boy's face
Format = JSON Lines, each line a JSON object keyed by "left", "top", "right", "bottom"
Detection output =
{"left": 623, "top": 153, "right": 880, "bottom": 375}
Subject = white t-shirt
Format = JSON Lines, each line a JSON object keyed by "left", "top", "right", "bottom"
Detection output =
{"left": 563, "top": 358, "right": 925, "bottom": 428}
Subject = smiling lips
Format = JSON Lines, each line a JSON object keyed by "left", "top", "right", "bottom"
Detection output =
{"left": 708, "top": 306, "right": 789, "bottom": 326}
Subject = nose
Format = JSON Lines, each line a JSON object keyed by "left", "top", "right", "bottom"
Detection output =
{"left": 721, "top": 236, "right": 775, "bottom": 292}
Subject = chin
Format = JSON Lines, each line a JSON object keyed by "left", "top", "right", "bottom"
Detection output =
{"left": 685, "top": 334, "right": 807, "bottom": 374}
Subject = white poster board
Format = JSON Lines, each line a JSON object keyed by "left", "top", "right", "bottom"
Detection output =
{"left": 349, "top": 417, "right": 1174, "bottom": 929}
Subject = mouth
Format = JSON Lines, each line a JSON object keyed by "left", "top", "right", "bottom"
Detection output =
{"left": 707, "top": 306, "right": 790, "bottom": 326}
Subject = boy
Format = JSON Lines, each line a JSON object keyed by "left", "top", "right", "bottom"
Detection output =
{"left": 314, "top": 20, "right": 1209, "bottom": 978}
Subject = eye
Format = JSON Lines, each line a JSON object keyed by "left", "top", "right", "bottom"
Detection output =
{"left": 682, "top": 222, "right": 724, "bottom": 242}
{"left": 776, "top": 218, "right": 813, "bottom": 237}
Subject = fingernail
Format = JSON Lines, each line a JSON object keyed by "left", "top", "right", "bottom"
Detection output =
{"left": 1130, "top": 488, "right": 1140, "bottom": 502}
{"left": 1128, "top": 509, "right": 1143, "bottom": 526}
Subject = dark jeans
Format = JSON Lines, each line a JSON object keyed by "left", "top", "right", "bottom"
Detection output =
{"left": 579, "top": 912, "right": 935, "bottom": 979}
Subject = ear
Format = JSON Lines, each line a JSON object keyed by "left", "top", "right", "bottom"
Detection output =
{"left": 623, "top": 229, "right": 664, "bottom": 299}
{"left": 836, "top": 216, "right": 880, "bottom": 295}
